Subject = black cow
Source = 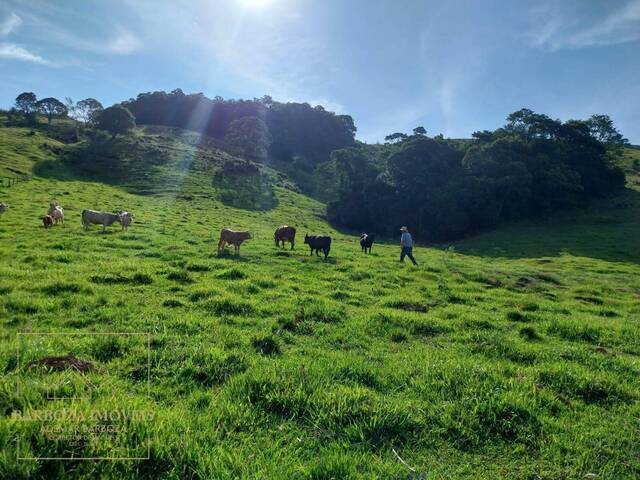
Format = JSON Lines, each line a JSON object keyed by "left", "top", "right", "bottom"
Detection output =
{"left": 360, "top": 233, "right": 375, "bottom": 253}
{"left": 304, "top": 234, "right": 332, "bottom": 260}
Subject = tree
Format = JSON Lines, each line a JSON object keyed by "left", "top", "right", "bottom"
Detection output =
{"left": 224, "top": 116, "right": 272, "bottom": 161}
{"left": 15, "top": 92, "right": 38, "bottom": 119}
{"left": 585, "top": 114, "right": 628, "bottom": 151}
{"left": 384, "top": 132, "right": 408, "bottom": 143}
{"left": 75, "top": 98, "right": 104, "bottom": 126}
{"left": 64, "top": 97, "right": 75, "bottom": 116}
{"left": 36, "top": 97, "right": 68, "bottom": 124}
{"left": 413, "top": 126, "right": 427, "bottom": 136}
{"left": 96, "top": 105, "right": 136, "bottom": 138}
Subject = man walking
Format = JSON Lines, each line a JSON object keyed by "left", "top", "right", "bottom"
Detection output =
{"left": 399, "top": 226, "right": 418, "bottom": 265}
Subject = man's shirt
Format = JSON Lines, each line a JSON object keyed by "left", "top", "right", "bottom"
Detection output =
{"left": 400, "top": 232, "right": 413, "bottom": 247}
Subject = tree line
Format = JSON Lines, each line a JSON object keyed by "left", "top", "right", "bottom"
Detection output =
{"left": 120, "top": 89, "right": 357, "bottom": 165}
{"left": 10, "top": 92, "right": 135, "bottom": 138}
{"left": 324, "top": 109, "right": 628, "bottom": 240}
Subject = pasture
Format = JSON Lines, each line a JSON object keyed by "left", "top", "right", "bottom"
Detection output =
{"left": 0, "top": 125, "right": 639, "bottom": 479}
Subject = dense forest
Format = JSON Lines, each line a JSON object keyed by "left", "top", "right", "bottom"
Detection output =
{"left": 7, "top": 90, "right": 628, "bottom": 241}
{"left": 121, "top": 90, "right": 357, "bottom": 167}
{"left": 325, "top": 110, "right": 627, "bottom": 240}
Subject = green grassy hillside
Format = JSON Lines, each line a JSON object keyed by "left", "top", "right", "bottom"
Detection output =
{"left": 0, "top": 126, "right": 639, "bottom": 479}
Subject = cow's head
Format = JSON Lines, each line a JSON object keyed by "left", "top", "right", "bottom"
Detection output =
{"left": 304, "top": 234, "right": 310, "bottom": 244}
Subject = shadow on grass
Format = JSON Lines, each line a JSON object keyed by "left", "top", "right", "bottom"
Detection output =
{"left": 215, "top": 251, "right": 251, "bottom": 262}
{"left": 454, "top": 188, "right": 640, "bottom": 264}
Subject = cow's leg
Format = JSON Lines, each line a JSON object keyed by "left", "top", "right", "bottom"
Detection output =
{"left": 290, "top": 240, "right": 294, "bottom": 250}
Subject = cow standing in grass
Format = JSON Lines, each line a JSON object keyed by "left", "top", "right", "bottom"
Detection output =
{"left": 304, "top": 234, "right": 332, "bottom": 260}
{"left": 81, "top": 209, "right": 122, "bottom": 232}
{"left": 48, "top": 203, "right": 64, "bottom": 225}
{"left": 218, "top": 228, "right": 252, "bottom": 255}
{"left": 0, "top": 203, "right": 7, "bottom": 216}
{"left": 360, "top": 233, "right": 375, "bottom": 253}
{"left": 274, "top": 225, "right": 296, "bottom": 250}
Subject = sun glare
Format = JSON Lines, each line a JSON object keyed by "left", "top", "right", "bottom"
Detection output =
{"left": 238, "top": 0, "right": 272, "bottom": 8}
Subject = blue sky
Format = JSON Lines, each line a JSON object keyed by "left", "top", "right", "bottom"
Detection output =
{"left": 1, "top": 0, "right": 639, "bottom": 143}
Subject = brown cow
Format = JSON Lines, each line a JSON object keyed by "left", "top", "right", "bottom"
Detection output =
{"left": 274, "top": 225, "right": 296, "bottom": 250}
{"left": 43, "top": 215, "right": 54, "bottom": 228}
{"left": 218, "top": 228, "right": 252, "bottom": 255}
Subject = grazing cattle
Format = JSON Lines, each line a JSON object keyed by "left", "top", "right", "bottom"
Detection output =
{"left": 360, "top": 233, "right": 375, "bottom": 253}
{"left": 43, "top": 215, "right": 54, "bottom": 228}
{"left": 119, "top": 211, "right": 133, "bottom": 230}
{"left": 274, "top": 225, "right": 296, "bottom": 250}
{"left": 81, "top": 209, "right": 122, "bottom": 232}
{"left": 304, "top": 234, "right": 332, "bottom": 260}
{"left": 0, "top": 203, "right": 7, "bottom": 215}
{"left": 218, "top": 228, "right": 252, "bottom": 255}
{"left": 48, "top": 203, "right": 64, "bottom": 225}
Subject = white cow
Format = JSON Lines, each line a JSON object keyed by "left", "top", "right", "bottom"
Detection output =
{"left": 119, "top": 211, "right": 133, "bottom": 230}
{"left": 48, "top": 203, "right": 64, "bottom": 225}
{"left": 81, "top": 209, "right": 122, "bottom": 232}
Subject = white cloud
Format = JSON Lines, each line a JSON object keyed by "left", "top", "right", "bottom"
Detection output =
{"left": 46, "top": 27, "right": 143, "bottom": 56}
{"left": 0, "top": 42, "right": 48, "bottom": 64}
{"left": 529, "top": 0, "right": 640, "bottom": 50}
{"left": 102, "top": 30, "right": 142, "bottom": 55}
{"left": 4, "top": 6, "right": 142, "bottom": 56}
{"left": 0, "top": 12, "right": 21, "bottom": 36}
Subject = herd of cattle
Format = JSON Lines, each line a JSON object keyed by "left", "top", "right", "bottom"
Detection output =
{"left": 218, "top": 227, "right": 376, "bottom": 259}
{"left": 0, "top": 201, "right": 377, "bottom": 259}
{"left": 0, "top": 202, "right": 133, "bottom": 232}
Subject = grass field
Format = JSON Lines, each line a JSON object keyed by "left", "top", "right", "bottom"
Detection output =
{"left": 0, "top": 125, "right": 639, "bottom": 479}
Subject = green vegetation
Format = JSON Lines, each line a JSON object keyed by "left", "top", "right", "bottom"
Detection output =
{"left": 0, "top": 122, "right": 638, "bottom": 478}
{"left": 327, "top": 109, "right": 627, "bottom": 240}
